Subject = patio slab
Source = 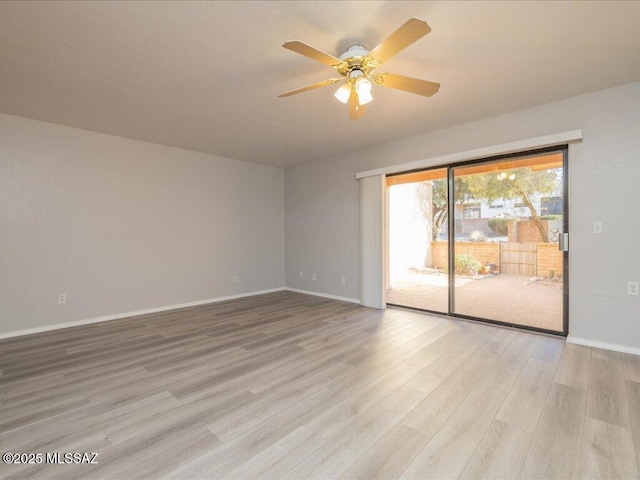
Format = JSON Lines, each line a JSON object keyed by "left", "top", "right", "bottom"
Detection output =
{"left": 386, "top": 273, "right": 563, "bottom": 332}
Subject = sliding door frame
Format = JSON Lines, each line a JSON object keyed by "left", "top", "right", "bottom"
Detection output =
{"left": 386, "top": 144, "right": 569, "bottom": 337}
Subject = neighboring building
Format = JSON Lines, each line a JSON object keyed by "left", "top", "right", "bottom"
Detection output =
{"left": 452, "top": 195, "right": 562, "bottom": 238}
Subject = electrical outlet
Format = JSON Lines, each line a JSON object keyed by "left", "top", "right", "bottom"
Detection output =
{"left": 312, "top": 273, "right": 317, "bottom": 281}
{"left": 299, "top": 271, "right": 303, "bottom": 278}
{"left": 340, "top": 276, "right": 346, "bottom": 285}
{"left": 593, "top": 221, "right": 603, "bottom": 234}
{"left": 628, "top": 282, "right": 639, "bottom": 296}
{"left": 58, "top": 293, "right": 66, "bottom": 304}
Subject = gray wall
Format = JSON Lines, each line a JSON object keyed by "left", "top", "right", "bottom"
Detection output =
{"left": 0, "top": 113, "right": 285, "bottom": 335}
{"left": 2, "top": 83, "right": 639, "bottom": 350}
{"left": 285, "top": 82, "right": 640, "bottom": 350}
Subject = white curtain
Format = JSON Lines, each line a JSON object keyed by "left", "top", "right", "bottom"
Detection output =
{"left": 359, "top": 174, "right": 385, "bottom": 309}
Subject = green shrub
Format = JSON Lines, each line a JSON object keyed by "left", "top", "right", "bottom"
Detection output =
{"left": 455, "top": 254, "right": 482, "bottom": 275}
{"left": 540, "top": 215, "right": 563, "bottom": 221}
{"left": 488, "top": 217, "right": 509, "bottom": 236}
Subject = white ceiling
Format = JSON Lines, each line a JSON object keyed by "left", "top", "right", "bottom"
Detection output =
{"left": 1, "top": 1, "right": 639, "bottom": 167}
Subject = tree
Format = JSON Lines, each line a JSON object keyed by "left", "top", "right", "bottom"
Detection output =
{"left": 416, "top": 178, "right": 470, "bottom": 240}
{"left": 430, "top": 179, "right": 447, "bottom": 241}
{"left": 464, "top": 167, "right": 559, "bottom": 242}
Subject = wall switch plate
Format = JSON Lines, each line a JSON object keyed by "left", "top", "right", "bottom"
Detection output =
{"left": 340, "top": 276, "right": 346, "bottom": 284}
{"left": 299, "top": 271, "right": 303, "bottom": 278}
{"left": 232, "top": 275, "right": 239, "bottom": 283}
{"left": 312, "top": 273, "right": 317, "bottom": 280}
{"left": 628, "top": 282, "right": 639, "bottom": 296}
{"left": 593, "top": 221, "right": 603, "bottom": 234}
{"left": 58, "top": 294, "right": 66, "bottom": 304}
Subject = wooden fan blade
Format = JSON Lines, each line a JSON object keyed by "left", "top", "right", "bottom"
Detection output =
{"left": 282, "top": 40, "right": 343, "bottom": 67}
{"left": 368, "top": 18, "right": 431, "bottom": 64}
{"left": 278, "top": 78, "right": 342, "bottom": 97}
{"left": 348, "top": 89, "right": 365, "bottom": 120}
{"left": 374, "top": 73, "right": 440, "bottom": 97}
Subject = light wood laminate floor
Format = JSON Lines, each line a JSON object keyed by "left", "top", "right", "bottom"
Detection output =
{"left": 1, "top": 291, "right": 639, "bottom": 479}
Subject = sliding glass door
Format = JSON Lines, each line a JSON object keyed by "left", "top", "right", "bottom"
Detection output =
{"left": 386, "top": 147, "right": 568, "bottom": 335}
{"left": 386, "top": 168, "right": 449, "bottom": 313}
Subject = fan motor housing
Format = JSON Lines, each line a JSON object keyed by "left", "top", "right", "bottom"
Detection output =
{"left": 339, "top": 44, "right": 369, "bottom": 60}
{"left": 337, "top": 44, "right": 379, "bottom": 77}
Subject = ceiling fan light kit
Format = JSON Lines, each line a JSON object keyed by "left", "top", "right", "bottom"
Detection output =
{"left": 334, "top": 83, "right": 352, "bottom": 104}
{"left": 278, "top": 18, "right": 440, "bottom": 120}
{"left": 355, "top": 76, "right": 373, "bottom": 105}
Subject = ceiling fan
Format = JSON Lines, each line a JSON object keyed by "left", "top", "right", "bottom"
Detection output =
{"left": 278, "top": 18, "right": 440, "bottom": 120}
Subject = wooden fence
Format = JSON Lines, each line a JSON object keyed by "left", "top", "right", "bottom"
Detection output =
{"left": 431, "top": 241, "right": 563, "bottom": 277}
{"left": 500, "top": 242, "right": 537, "bottom": 276}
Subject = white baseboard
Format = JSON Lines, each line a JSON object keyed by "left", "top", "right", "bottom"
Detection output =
{"left": 567, "top": 335, "right": 640, "bottom": 356}
{"left": 284, "top": 287, "right": 360, "bottom": 305}
{"left": 0, "top": 287, "right": 286, "bottom": 340}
